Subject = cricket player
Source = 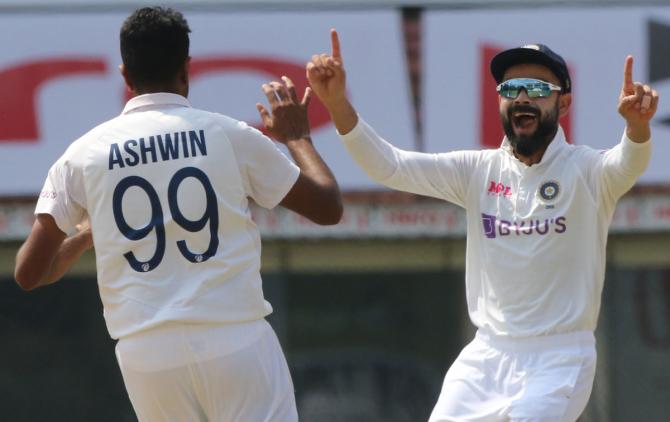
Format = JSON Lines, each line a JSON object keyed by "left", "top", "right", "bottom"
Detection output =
{"left": 14, "top": 7, "right": 342, "bottom": 421}
{"left": 305, "top": 30, "right": 657, "bottom": 421}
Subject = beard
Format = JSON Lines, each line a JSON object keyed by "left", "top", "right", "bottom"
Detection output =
{"left": 501, "top": 101, "right": 560, "bottom": 158}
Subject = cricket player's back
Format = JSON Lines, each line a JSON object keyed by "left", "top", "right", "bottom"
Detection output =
{"left": 45, "top": 93, "right": 299, "bottom": 339}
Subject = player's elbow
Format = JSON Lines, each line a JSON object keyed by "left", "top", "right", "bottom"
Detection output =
{"left": 280, "top": 176, "right": 343, "bottom": 225}
{"left": 14, "top": 266, "right": 42, "bottom": 291}
{"left": 311, "top": 186, "right": 343, "bottom": 225}
{"left": 326, "top": 199, "right": 344, "bottom": 225}
{"left": 313, "top": 200, "right": 343, "bottom": 225}
{"left": 15, "top": 275, "right": 39, "bottom": 291}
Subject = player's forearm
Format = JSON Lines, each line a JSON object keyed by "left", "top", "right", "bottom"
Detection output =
{"left": 339, "top": 117, "right": 401, "bottom": 184}
{"left": 285, "top": 137, "right": 343, "bottom": 223}
{"left": 625, "top": 122, "right": 651, "bottom": 144}
{"left": 325, "top": 98, "right": 358, "bottom": 136}
{"left": 35, "top": 230, "right": 93, "bottom": 287}
{"left": 285, "top": 137, "right": 340, "bottom": 194}
{"left": 43, "top": 230, "right": 93, "bottom": 284}
{"left": 600, "top": 130, "right": 651, "bottom": 201}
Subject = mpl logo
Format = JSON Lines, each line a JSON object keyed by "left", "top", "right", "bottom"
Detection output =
{"left": 487, "top": 180, "right": 512, "bottom": 197}
{"left": 481, "top": 213, "right": 567, "bottom": 239}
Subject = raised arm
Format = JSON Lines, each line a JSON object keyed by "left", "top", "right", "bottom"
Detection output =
{"left": 305, "top": 28, "right": 403, "bottom": 184}
{"left": 306, "top": 29, "right": 358, "bottom": 135}
{"left": 618, "top": 55, "right": 659, "bottom": 143}
{"left": 304, "top": 30, "right": 475, "bottom": 206}
{"left": 596, "top": 56, "right": 656, "bottom": 203}
{"left": 15, "top": 214, "right": 92, "bottom": 291}
{"left": 256, "top": 76, "right": 342, "bottom": 225}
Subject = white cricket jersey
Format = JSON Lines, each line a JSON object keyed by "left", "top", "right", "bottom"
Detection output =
{"left": 36, "top": 93, "right": 300, "bottom": 339}
{"left": 341, "top": 117, "right": 651, "bottom": 337}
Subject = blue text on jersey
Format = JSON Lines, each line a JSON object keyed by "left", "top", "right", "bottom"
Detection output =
{"left": 108, "top": 129, "right": 207, "bottom": 170}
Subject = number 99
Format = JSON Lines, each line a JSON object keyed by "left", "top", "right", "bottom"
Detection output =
{"left": 112, "top": 167, "right": 219, "bottom": 272}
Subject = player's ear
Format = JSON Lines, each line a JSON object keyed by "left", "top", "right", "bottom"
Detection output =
{"left": 558, "top": 93, "right": 571, "bottom": 118}
{"left": 175, "top": 57, "right": 190, "bottom": 97}
{"left": 179, "top": 57, "right": 191, "bottom": 86}
{"left": 119, "top": 64, "right": 135, "bottom": 93}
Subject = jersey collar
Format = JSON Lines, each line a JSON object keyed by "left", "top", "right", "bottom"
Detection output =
{"left": 122, "top": 92, "right": 192, "bottom": 114}
{"left": 500, "top": 125, "right": 567, "bottom": 167}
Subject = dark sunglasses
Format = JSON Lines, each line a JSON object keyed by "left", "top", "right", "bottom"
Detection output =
{"left": 496, "top": 78, "right": 562, "bottom": 99}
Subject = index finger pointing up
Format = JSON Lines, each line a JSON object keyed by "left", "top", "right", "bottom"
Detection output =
{"left": 331, "top": 28, "right": 342, "bottom": 62}
{"left": 623, "top": 55, "right": 634, "bottom": 93}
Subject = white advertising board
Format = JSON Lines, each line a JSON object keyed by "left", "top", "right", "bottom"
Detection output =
{"left": 2, "top": 193, "right": 670, "bottom": 240}
{"left": 424, "top": 7, "right": 670, "bottom": 183}
{"left": 0, "top": 10, "right": 414, "bottom": 195}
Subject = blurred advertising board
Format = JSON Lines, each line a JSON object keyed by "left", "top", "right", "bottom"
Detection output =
{"left": 2, "top": 6, "right": 670, "bottom": 197}
{"left": 2, "top": 193, "right": 670, "bottom": 240}
{"left": 0, "top": 10, "right": 414, "bottom": 195}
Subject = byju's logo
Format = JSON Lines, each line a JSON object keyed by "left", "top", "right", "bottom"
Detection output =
{"left": 482, "top": 213, "right": 498, "bottom": 238}
{"left": 481, "top": 213, "right": 567, "bottom": 239}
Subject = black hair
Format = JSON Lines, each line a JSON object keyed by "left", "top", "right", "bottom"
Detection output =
{"left": 120, "top": 7, "right": 191, "bottom": 90}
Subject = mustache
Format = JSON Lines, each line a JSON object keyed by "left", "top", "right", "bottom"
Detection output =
{"left": 508, "top": 104, "right": 540, "bottom": 117}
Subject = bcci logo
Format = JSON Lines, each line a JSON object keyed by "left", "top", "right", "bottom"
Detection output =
{"left": 539, "top": 180, "right": 560, "bottom": 202}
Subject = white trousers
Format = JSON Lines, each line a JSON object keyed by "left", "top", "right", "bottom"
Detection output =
{"left": 115, "top": 319, "right": 298, "bottom": 422}
{"left": 429, "top": 330, "right": 597, "bottom": 422}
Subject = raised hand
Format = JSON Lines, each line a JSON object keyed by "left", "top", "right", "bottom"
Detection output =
{"left": 256, "top": 76, "right": 312, "bottom": 143}
{"left": 618, "top": 55, "right": 659, "bottom": 141}
{"left": 306, "top": 29, "right": 347, "bottom": 108}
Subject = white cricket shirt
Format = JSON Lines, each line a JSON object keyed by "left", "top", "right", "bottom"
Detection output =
{"left": 341, "top": 117, "right": 651, "bottom": 337}
{"left": 36, "top": 93, "right": 300, "bottom": 339}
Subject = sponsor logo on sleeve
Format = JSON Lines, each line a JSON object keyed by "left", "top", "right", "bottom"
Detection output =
{"left": 39, "top": 189, "right": 57, "bottom": 199}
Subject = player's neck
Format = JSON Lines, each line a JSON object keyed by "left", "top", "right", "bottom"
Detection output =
{"left": 134, "top": 86, "right": 187, "bottom": 97}
{"left": 514, "top": 147, "right": 547, "bottom": 166}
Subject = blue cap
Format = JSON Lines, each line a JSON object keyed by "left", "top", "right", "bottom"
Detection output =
{"left": 490, "top": 44, "right": 571, "bottom": 93}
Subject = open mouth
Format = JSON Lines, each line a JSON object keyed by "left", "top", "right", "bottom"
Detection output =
{"left": 511, "top": 110, "right": 539, "bottom": 132}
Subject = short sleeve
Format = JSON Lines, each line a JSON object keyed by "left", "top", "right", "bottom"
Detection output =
{"left": 226, "top": 120, "right": 300, "bottom": 209}
{"left": 35, "top": 157, "right": 86, "bottom": 234}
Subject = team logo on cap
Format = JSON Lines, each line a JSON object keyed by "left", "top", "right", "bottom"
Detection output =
{"left": 539, "top": 180, "right": 560, "bottom": 201}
